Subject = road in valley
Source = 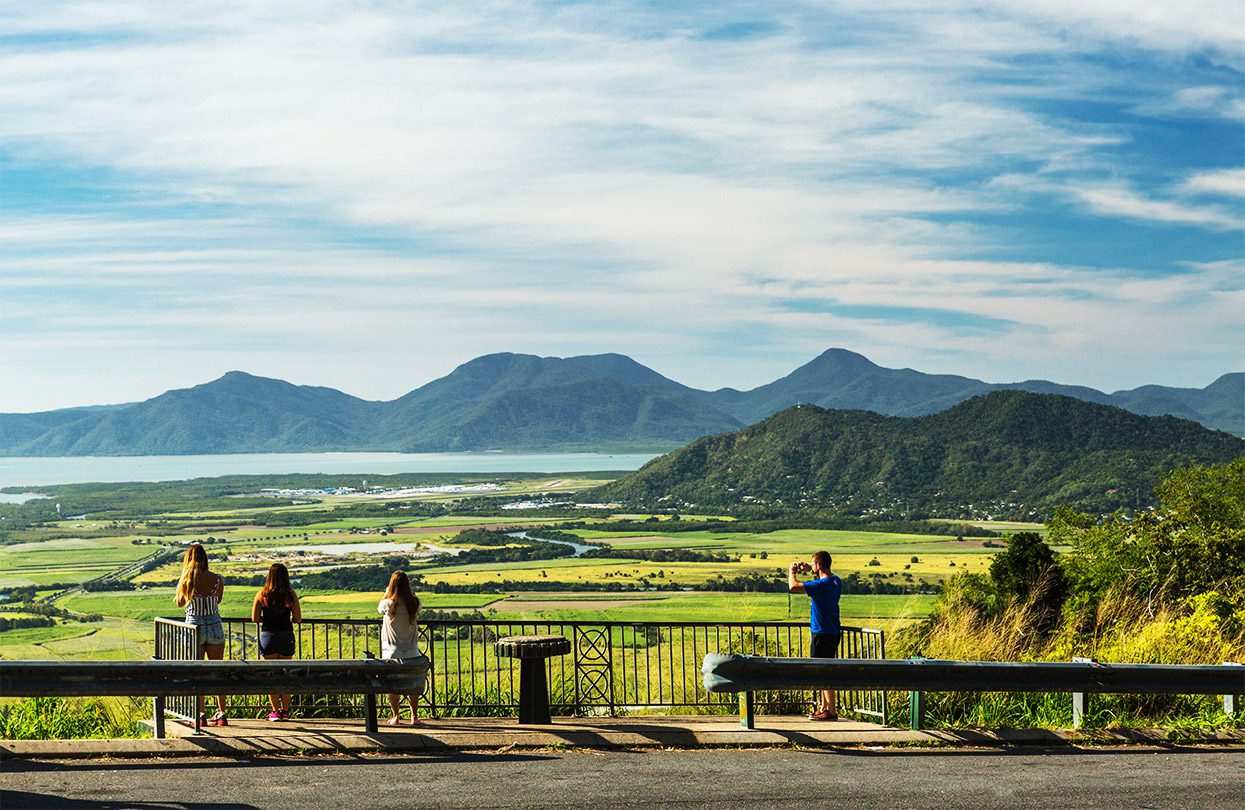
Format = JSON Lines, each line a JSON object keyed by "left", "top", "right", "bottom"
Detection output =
{"left": 3, "top": 746, "right": 1243, "bottom": 809}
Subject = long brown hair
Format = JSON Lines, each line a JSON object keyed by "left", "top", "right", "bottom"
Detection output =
{"left": 259, "top": 562, "right": 295, "bottom": 608}
{"left": 176, "top": 543, "right": 210, "bottom": 605}
{"left": 384, "top": 570, "right": 420, "bottom": 624}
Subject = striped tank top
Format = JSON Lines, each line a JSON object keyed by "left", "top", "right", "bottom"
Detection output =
{"left": 185, "top": 585, "right": 221, "bottom": 620}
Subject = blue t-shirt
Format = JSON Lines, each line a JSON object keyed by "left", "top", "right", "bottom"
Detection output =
{"left": 803, "top": 574, "right": 842, "bottom": 635}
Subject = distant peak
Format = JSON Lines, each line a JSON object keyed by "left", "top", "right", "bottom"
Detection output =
{"left": 811, "top": 347, "right": 876, "bottom": 366}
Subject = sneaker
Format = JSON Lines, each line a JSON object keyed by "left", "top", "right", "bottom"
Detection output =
{"left": 208, "top": 711, "right": 228, "bottom": 726}
{"left": 267, "top": 711, "right": 282, "bottom": 721}
{"left": 278, "top": 709, "right": 289, "bottom": 720}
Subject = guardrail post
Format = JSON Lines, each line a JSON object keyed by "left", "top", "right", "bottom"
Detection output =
{"left": 908, "top": 656, "right": 926, "bottom": 730}
{"left": 152, "top": 695, "right": 166, "bottom": 740}
{"left": 739, "top": 691, "right": 755, "bottom": 729}
{"left": 1071, "top": 657, "right": 1094, "bottom": 729}
{"left": 362, "top": 649, "right": 379, "bottom": 733}
{"left": 1225, "top": 662, "right": 1242, "bottom": 717}
{"left": 364, "top": 693, "right": 378, "bottom": 733}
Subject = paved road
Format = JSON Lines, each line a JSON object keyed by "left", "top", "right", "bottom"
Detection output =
{"left": 3, "top": 746, "right": 1243, "bottom": 809}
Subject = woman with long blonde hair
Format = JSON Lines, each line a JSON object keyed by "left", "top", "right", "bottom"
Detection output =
{"left": 251, "top": 562, "right": 301, "bottom": 720}
{"left": 377, "top": 570, "right": 421, "bottom": 725}
{"left": 174, "top": 543, "right": 228, "bottom": 726}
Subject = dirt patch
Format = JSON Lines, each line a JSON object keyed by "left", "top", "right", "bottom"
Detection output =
{"left": 931, "top": 539, "right": 996, "bottom": 549}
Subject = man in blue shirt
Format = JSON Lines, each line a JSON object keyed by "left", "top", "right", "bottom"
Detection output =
{"left": 788, "top": 550, "right": 842, "bottom": 720}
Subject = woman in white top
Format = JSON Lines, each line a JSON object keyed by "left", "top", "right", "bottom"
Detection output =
{"left": 377, "top": 570, "right": 421, "bottom": 725}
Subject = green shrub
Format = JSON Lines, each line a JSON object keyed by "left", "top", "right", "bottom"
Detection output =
{"left": 0, "top": 697, "right": 141, "bottom": 740}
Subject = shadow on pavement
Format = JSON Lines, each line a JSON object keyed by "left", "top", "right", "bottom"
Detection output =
{"left": 1, "top": 792, "right": 258, "bottom": 810}
{"left": 1, "top": 750, "right": 556, "bottom": 774}
{"left": 791, "top": 743, "right": 1245, "bottom": 757}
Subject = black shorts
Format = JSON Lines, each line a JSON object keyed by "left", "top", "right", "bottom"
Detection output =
{"left": 810, "top": 633, "right": 840, "bottom": 659}
{"left": 259, "top": 630, "right": 296, "bottom": 657}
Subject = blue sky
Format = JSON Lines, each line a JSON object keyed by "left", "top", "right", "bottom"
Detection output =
{"left": 1, "top": 1, "right": 1242, "bottom": 412}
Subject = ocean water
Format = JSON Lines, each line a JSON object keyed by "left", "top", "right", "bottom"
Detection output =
{"left": 0, "top": 451, "right": 659, "bottom": 490}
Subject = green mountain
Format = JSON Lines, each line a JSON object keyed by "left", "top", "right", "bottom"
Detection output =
{"left": 707, "top": 349, "right": 1242, "bottom": 433}
{"left": 589, "top": 391, "right": 1245, "bottom": 518}
{"left": 6, "top": 372, "right": 384, "bottom": 456}
{"left": 0, "top": 350, "right": 1239, "bottom": 456}
{"left": 377, "top": 353, "right": 741, "bottom": 451}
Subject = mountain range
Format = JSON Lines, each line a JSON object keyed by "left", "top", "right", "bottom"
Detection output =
{"left": 587, "top": 391, "right": 1245, "bottom": 518}
{"left": 0, "top": 348, "right": 1241, "bottom": 456}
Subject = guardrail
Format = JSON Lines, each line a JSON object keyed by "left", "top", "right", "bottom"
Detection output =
{"left": 206, "top": 617, "right": 887, "bottom": 722}
{"left": 702, "top": 654, "right": 1245, "bottom": 729}
{"left": 0, "top": 658, "right": 429, "bottom": 738}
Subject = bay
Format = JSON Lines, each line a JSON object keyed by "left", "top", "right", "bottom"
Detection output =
{"left": 0, "top": 451, "right": 658, "bottom": 489}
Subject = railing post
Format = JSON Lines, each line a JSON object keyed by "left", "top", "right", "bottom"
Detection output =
{"left": 1225, "top": 662, "right": 1242, "bottom": 717}
{"left": 152, "top": 695, "right": 166, "bottom": 739}
{"left": 908, "top": 656, "right": 926, "bottom": 730}
{"left": 739, "top": 691, "right": 755, "bottom": 729}
{"left": 364, "top": 693, "right": 378, "bottom": 733}
{"left": 1071, "top": 657, "right": 1094, "bottom": 729}
{"left": 362, "top": 649, "right": 378, "bottom": 732}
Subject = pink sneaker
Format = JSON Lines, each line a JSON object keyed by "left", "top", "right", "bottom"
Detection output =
{"left": 267, "top": 711, "right": 281, "bottom": 721}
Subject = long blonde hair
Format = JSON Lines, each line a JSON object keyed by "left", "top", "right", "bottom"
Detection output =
{"left": 176, "top": 543, "right": 210, "bottom": 605}
{"left": 384, "top": 570, "right": 420, "bottom": 624}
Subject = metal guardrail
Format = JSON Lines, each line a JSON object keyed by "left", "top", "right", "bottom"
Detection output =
{"left": 702, "top": 654, "right": 1245, "bottom": 729}
{"left": 0, "top": 660, "right": 428, "bottom": 698}
{"left": 209, "top": 617, "right": 887, "bottom": 722}
{"left": 0, "top": 658, "right": 429, "bottom": 737}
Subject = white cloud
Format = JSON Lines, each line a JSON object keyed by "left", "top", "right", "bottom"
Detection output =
{"left": 1181, "top": 168, "right": 1245, "bottom": 198}
{"left": 0, "top": 2, "right": 1242, "bottom": 410}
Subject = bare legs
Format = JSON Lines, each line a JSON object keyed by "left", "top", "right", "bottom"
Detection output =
{"left": 387, "top": 693, "right": 420, "bottom": 725}
{"left": 264, "top": 652, "right": 292, "bottom": 713}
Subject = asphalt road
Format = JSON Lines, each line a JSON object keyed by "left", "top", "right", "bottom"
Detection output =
{"left": 3, "top": 746, "right": 1243, "bottom": 809}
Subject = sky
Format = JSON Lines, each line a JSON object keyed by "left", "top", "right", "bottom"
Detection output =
{"left": 1, "top": 1, "right": 1242, "bottom": 413}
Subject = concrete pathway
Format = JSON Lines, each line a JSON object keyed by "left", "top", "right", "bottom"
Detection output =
{"left": 3, "top": 714, "right": 1242, "bottom": 759}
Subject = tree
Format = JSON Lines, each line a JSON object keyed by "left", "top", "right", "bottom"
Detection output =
{"left": 1052, "top": 458, "right": 1245, "bottom": 618}
{"left": 988, "top": 531, "right": 1066, "bottom": 630}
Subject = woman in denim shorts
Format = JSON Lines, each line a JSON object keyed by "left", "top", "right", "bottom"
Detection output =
{"left": 175, "top": 543, "right": 228, "bottom": 726}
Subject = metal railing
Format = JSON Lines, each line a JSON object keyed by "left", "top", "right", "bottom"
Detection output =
{"left": 702, "top": 653, "right": 1245, "bottom": 729}
{"left": 0, "top": 658, "right": 428, "bottom": 738}
{"left": 205, "top": 616, "right": 886, "bottom": 722}
{"left": 153, "top": 617, "right": 200, "bottom": 728}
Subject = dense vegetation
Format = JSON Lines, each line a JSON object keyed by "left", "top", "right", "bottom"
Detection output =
{"left": 2, "top": 349, "right": 1238, "bottom": 456}
{"left": 559, "top": 516, "right": 998, "bottom": 537}
{"left": 898, "top": 458, "right": 1245, "bottom": 728}
{"left": 589, "top": 392, "right": 1244, "bottom": 519}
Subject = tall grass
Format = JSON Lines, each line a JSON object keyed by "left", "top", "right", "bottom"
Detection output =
{"left": 0, "top": 697, "right": 143, "bottom": 740}
{"left": 891, "top": 583, "right": 1245, "bottom": 730}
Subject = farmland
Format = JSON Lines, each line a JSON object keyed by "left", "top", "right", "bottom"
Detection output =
{"left": 0, "top": 473, "right": 1017, "bottom": 660}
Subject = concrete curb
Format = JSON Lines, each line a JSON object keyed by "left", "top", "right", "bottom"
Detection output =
{"left": 4, "top": 725, "right": 1243, "bottom": 759}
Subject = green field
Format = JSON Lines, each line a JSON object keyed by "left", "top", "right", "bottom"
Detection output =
{"left": 1, "top": 475, "right": 1012, "bottom": 661}
{"left": 0, "top": 536, "right": 153, "bottom": 588}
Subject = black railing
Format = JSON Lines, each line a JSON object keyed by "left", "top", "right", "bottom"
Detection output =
{"left": 200, "top": 617, "right": 886, "bottom": 722}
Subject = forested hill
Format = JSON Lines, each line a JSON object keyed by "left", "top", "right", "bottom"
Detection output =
{"left": 586, "top": 391, "right": 1245, "bottom": 519}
